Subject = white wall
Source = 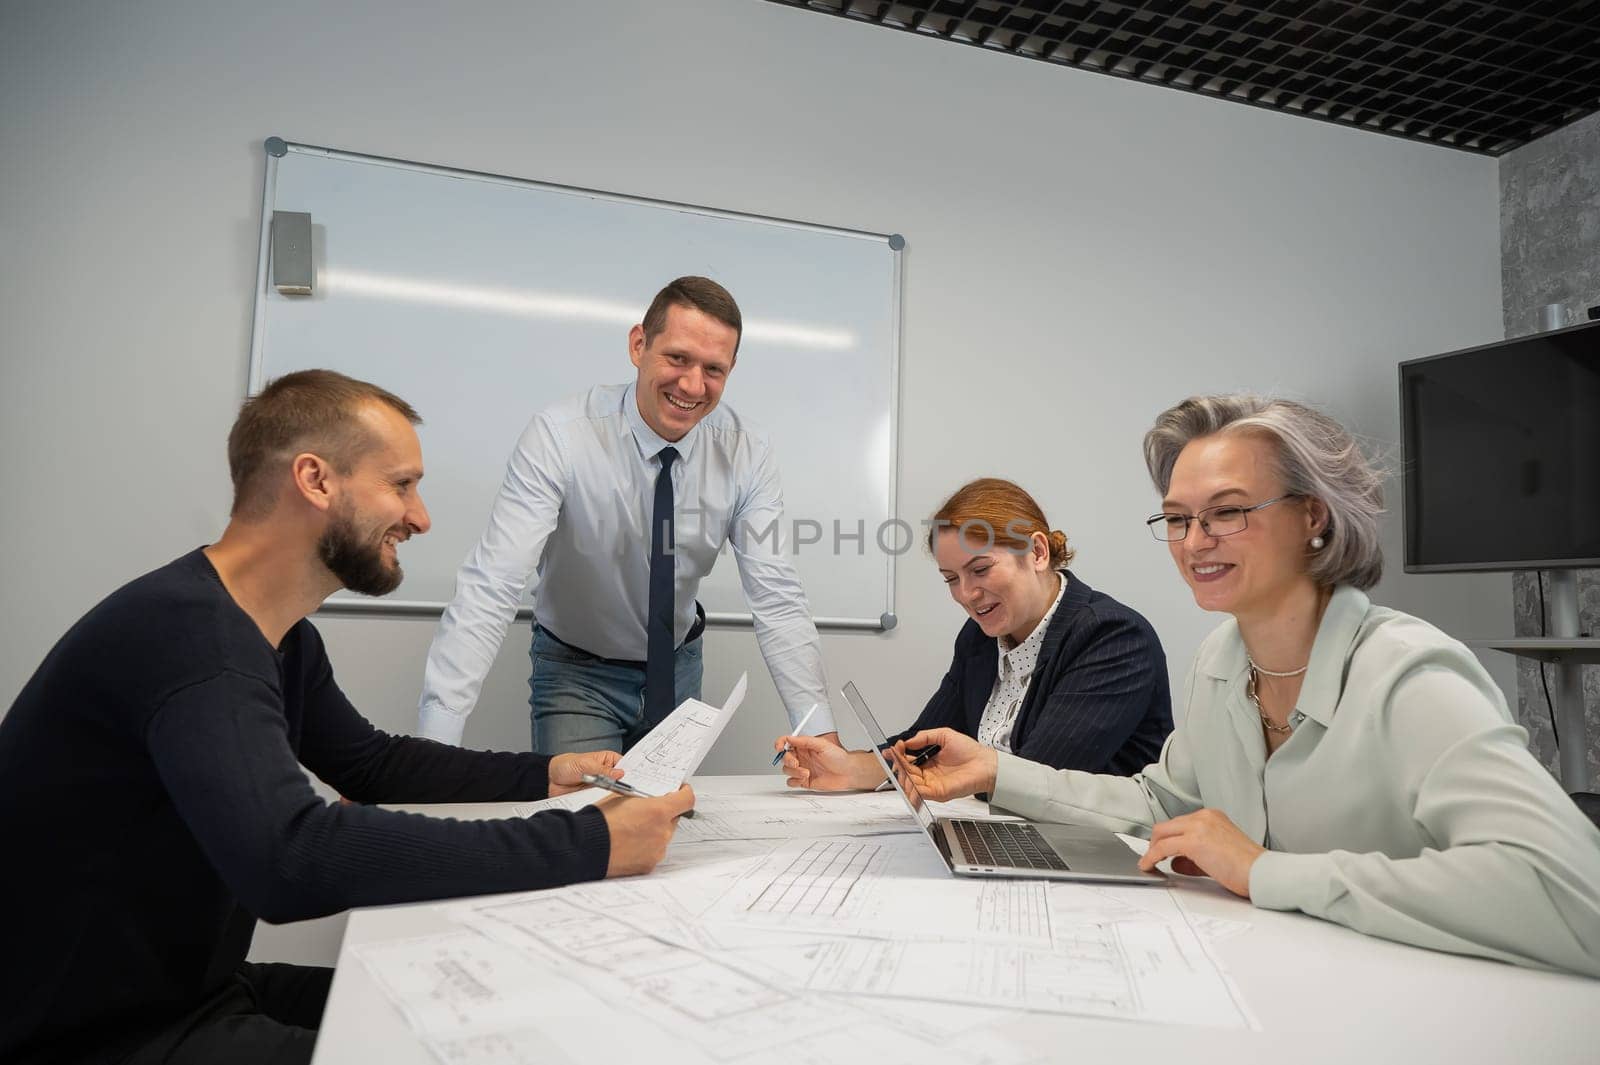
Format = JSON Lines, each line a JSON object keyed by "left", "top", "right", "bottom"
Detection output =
{"left": 2, "top": 0, "right": 1511, "bottom": 960}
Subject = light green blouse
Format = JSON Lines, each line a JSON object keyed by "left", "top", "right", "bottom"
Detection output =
{"left": 991, "top": 585, "right": 1600, "bottom": 977}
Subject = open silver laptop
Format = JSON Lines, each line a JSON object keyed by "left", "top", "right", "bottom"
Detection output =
{"left": 842, "top": 682, "right": 1165, "bottom": 885}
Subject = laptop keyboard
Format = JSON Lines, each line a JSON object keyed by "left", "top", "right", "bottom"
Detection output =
{"left": 950, "top": 819, "right": 1070, "bottom": 871}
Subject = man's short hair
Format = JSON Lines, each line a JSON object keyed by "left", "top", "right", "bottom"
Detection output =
{"left": 228, "top": 369, "right": 421, "bottom": 520}
{"left": 640, "top": 276, "right": 743, "bottom": 355}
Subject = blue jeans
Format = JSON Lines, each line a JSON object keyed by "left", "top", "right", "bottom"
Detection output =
{"left": 528, "top": 626, "right": 704, "bottom": 755}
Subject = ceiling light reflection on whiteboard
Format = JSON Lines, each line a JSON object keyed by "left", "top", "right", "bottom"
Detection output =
{"left": 868, "top": 413, "right": 892, "bottom": 506}
{"left": 322, "top": 270, "right": 856, "bottom": 351}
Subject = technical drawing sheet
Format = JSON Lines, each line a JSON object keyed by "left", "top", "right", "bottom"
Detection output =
{"left": 353, "top": 790, "right": 1260, "bottom": 1065}
{"left": 671, "top": 789, "right": 922, "bottom": 842}
{"left": 794, "top": 918, "right": 1251, "bottom": 1028}
{"left": 615, "top": 672, "right": 746, "bottom": 795}
{"left": 698, "top": 834, "right": 1253, "bottom": 1029}
{"left": 701, "top": 833, "right": 1054, "bottom": 947}
{"left": 512, "top": 673, "right": 748, "bottom": 816}
{"left": 361, "top": 883, "right": 1034, "bottom": 1065}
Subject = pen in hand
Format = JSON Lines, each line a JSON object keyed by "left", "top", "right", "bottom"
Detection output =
{"left": 872, "top": 743, "right": 940, "bottom": 790}
{"left": 579, "top": 773, "right": 696, "bottom": 818}
{"left": 771, "top": 702, "right": 822, "bottom": 766}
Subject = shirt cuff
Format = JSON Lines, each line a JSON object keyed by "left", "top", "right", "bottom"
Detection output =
{"left": 796, "top": 703, "right": 837, "bottom": 736}
{"left": 1248, "top": 850, "right": 1333, "bottom": 912}
{"left": 416, "top": 704, "right": 467, "bottom": 747}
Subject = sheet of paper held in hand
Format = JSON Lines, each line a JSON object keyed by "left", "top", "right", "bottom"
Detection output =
{"left": 512, "top": 673, "right": 748, "bottom": 817}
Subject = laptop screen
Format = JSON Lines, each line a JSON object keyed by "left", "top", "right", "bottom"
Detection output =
{"left": 840, "top": 682, "right": 937, "bottom": 833}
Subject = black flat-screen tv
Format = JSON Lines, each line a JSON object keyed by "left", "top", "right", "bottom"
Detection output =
{"left": 1400, "top": 318, "right": 1600, "bottom": 573}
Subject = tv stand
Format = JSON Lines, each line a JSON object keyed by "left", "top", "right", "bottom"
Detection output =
{"left": 1474, "top": 570, "right": 1596, "bottom": 790}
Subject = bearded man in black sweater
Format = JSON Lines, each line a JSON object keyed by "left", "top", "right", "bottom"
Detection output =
{"left": 0, "top": 370, "right": 694, "bottom": 1065}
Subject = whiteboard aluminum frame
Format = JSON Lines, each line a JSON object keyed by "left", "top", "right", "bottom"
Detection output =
{"left": 247, "top": 138, "right": 903, "bottom": 633}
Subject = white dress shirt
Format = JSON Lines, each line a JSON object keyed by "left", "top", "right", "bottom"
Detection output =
{"left": 976, "top": 573, "right": 1067, "bottom": 753}
{"left": 991, "top": 585, "right": 1600, "bottom": 977}
{"left": 418, "top": 383, "right": 835, "bottom": 745}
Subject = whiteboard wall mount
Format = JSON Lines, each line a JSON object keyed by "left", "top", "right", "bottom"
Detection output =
{"left": 314, "top": 598, "right": 898, "bottom": 633}
{"left": 251, "top": 137, "right": 904, "bottom": 633}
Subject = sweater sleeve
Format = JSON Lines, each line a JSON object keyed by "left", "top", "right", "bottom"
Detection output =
{"left": 1248, "top": 665, "right": 1600, "bottom": 978}
{"left": 1012, "top": 613, "right": 1163, "bottom": 772}
{"left": 145, "top": 671, "right": 610, "bottom": 924}
{"left": 295, "top": 625, "right": 554, "bottom": 804}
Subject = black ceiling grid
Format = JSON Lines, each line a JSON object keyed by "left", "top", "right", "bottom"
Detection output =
{"left": 763, "top": 1, "right": 1600, "bottom": 156}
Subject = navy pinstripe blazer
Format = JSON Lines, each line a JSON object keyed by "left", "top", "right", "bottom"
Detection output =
{"left": 895, "top": 572, "right": 1173, "bottom": 776}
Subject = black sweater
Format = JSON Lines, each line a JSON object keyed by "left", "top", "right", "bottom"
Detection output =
{"left": 0, "top": 550, "right": 609, "bottom": 1063}
{"left": 896, "top": 573, "right": 1173, "bottom": 775}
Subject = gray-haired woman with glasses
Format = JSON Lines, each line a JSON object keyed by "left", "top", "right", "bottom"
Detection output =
{"left": 899, "top": 394, "right": 1600, "bottom": 978}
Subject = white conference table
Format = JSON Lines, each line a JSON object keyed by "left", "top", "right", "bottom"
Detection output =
{"left": 312, "top": 776, "right": 1596, "bottom": 1065}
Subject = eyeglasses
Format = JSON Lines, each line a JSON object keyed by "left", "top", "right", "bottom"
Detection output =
{"left": 1145, "top": 495, "right": 1298, "bottom": 542}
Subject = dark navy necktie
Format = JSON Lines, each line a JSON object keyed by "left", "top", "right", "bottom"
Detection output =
{"left": 644, "top": 446, "right": 680, "bottom": 725}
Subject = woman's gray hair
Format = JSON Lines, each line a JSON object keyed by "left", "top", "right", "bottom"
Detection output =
{"left": 1143, "top": 394, "right": 1386, "bottom": 590}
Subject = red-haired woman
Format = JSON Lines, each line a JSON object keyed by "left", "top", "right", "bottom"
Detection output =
{"left": 778, "top": 478, "right": 1173, "bottom": 790}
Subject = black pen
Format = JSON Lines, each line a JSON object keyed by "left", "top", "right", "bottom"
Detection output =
{"left": 579, "top": 773, "right": 696, "bottom": 818}
{"left": 871, "top": 743, "right": 941, "bottom": 790}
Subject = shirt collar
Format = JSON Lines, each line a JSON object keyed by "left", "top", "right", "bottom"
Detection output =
{"left": 1199, "top": 584, "right": 1371, "bottom": 728}
{"left": 1295, "top": 585, "right": 1370, "bottom": 726}
{"left": 621, "top": 381, "right": 702, "bottom": 464}
{"left": 998, "top": 571, "right": 1070, "bottom": 663}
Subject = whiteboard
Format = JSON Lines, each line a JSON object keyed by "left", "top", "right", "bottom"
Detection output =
{"left": 248, "top": 140, "right": 903, "bottom": 629}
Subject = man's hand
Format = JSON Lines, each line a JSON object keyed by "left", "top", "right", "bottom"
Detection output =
{"left": 776, "top": 734, "right": 882, "bottom": 791}
{"left": 548, "top": 750, "right": 622, "bottom": 797}
{"left": 897, "top": 728, "right": 997, "bottom": 801}
{"left": 1137, "top": 809, "right": 1264, "bottom": 896}
{"left": 599, "top": 784, "right": 696, "bottom": 877}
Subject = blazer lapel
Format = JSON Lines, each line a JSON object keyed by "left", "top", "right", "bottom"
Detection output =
{"left": 962, "top": 638, "right": 996, "bottom": 733}
{"left": 1009, "top": 572, "right": 1090, "bottom": 749}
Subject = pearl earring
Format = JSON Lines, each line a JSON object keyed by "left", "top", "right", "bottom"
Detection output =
{"left": 1310, "top": 535, "right": 1325, "bottom": 550}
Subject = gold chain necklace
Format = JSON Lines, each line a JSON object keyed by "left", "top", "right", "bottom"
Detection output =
{"left": 1245, "top": 653, "right": 1308, "bottom": 678}
{"left": 1247, "top": 666, "right": 1294, "bottom": 734}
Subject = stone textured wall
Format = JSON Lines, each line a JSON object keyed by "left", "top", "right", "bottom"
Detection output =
{"left": 1499, "top": 108, "right": 1600, "bottom": 791}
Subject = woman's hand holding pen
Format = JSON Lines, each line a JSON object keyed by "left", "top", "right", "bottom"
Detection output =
{"left": 599, "top": 784, "right": 696, "bottom": 878}
{"left": 895, "top": 728, "right": 997, "bottom": 801}
{"left": 777, "top": 734, "right": 881, "bottom": 791}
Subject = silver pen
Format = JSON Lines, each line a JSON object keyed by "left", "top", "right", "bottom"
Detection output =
{"left": 771, "top": 702, "right": 822, "bottom": 766}
{"left": 579, "top": 773, "right": 696, "bottom": 818}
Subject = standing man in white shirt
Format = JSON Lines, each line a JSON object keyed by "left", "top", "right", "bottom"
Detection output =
{"left": 417, "top": 277, "right": 840, "bottom": 754}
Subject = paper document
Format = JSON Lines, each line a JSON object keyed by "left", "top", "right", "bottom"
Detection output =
{"left": 703, "top": 833, "right": 1055, "bottom": 947}
{"left": 353, "top": 930, "right": 538, "bottom": 1032}
{"left": 795, "top": 926, "right": 1247, "bottom": 1027}
{"left": 356, "top": 782, "right": 1259, "bottom": 1064}
{"left": 672, "top": 790, "right": 922, "bottom": 842}
{"left": 690, "top": 833, "right": 1251, "bottom": 1029}
{"left": 616, "top": 672, "right": 746, "bottom": 795}
{"left": 775, "top": 874, "right": 1250, "bottom": 1028}
{"left": 448, "top": 887, "right": 857, "bottom": 1062}
{"left": 513, "top": 674, "right": 747, "bottom": 816}
{"left": 361, "top": 916, "right": 1020, "bottom": 1065}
